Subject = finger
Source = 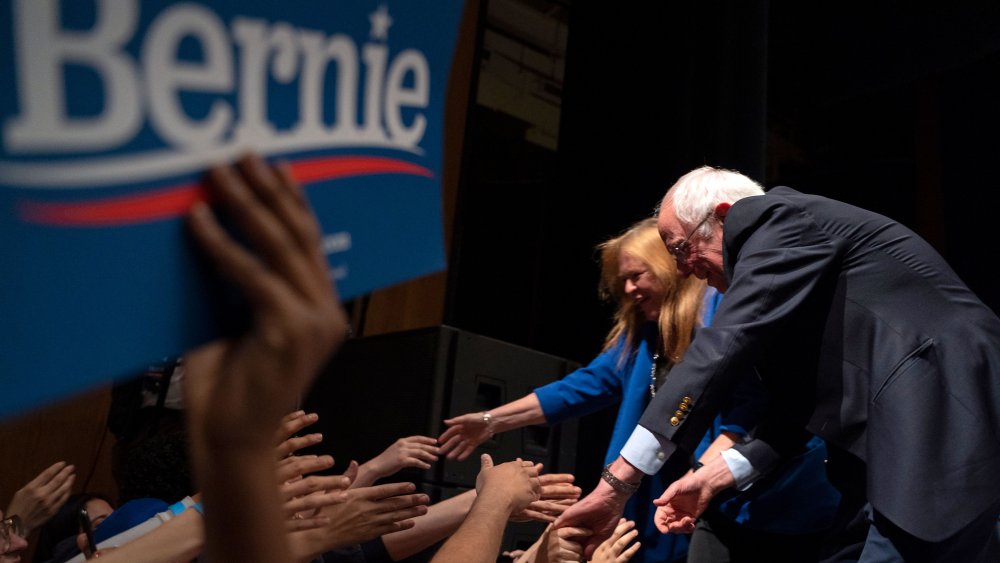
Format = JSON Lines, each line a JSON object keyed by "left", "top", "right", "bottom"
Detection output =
{"left": 342, "top": 460, "right": 359, "bottom": 484}
{"left": 50, "top": 473, "right": 75, "bottom": 504}
{"left": 205, "top": 162, "right": 325, "bottom": 303}
{"left": 188, "top": 202, "right": 294, "bottom": 311}
{"left": 276, "top": 455, "right": 334, "bottom": 483}
{"left": 238, "top": 154, "right": 324, "bottom": 258}
{"left": 609, "top": 518, "right": 632, "bottom": 537}
{"left": 408, "top": 449, "right": 439, "bottom": 464}
{"left": 284, "top": 515, "right": 330, "bottom": 532}
{"left": 613, "top": 529, "right": 639, "bottom": 551}
{"left": 282, "top": 474, "right": 350, "bottom": 500}
{"left": 375, "top": 493, "right": 430, "bottom": 513}
{"left": 539, "top": 473, "right": 575, "bottom": 485}
{"left": 238, "top": 155, "right": 324, "bottom": 263}
{"left": 540, "top": 483, "right": 582, "bottom": 499}
{"left": 276, "top": 411, "right": 318, "bottom": 443}
{"left": 526, "top": 500, "right": 570, "bottom": 516}
{"left": 284, "top": 490, "right": 348, "bottom": 515}
{"left": 405, "top": 436, "right": 440, "bottom": 446}
{"left": 31, "top": 461, "right": 68, "bottom": 486}
{"left": 514, "top": 509, "right": 555, "bottom": 523}
{"left": 360, "top": 481, "right": 418, "bottom": 500}
{"left": 36, "top": 463, "right": 74, "bottom": 496}
{"left": 555, "top": 526, "right": 591, "bottom": 538}
{"left": 455, "top": 442, "right": 476, "bottom": 461}
{"left": 619, "top": 540, "right": 641, "bottom": 561}
{"left": 437, "top": 432, "right": 462, "bottom": 456}
{"left": 376, "top": 503, "right": 429, "bottom": 525}
{"left": 276, "top": 433, "right": 324, "bottom": 459}
{"left": 480, "top": 453, "right": 494, "bottom": 470}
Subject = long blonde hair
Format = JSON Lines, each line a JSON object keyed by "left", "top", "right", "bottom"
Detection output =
{"left": 597, "top": 218, "right": 706, "bottom": 364}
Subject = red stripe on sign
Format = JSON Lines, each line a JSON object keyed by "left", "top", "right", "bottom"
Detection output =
{"left": 18, "top": 156, "right": 434, "bottom": 227}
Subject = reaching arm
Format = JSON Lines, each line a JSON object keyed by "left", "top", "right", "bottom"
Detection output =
{"left": 354, "top": 435, "right": 442, "bottom": 488}
{"left": 438, "top": 394, "right": 546, "bottom": 461}
{"left": 5, "top": 461, "right": 76, "bottom": 534}
{"left": 552, "top": 457, "right": 640, "bottom": 559}
{"left": 429, "top": 455, "right": 540, "bottom": 563}
{"left": 183, "top": 154, "right": 349, "bottom": 563}
{"left": 382, "top": 489, "right": 475, "bottom": 560}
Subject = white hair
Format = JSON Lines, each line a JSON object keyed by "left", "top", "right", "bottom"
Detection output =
{"left": 663, "top": 166, "right": 765, "bottom": 237}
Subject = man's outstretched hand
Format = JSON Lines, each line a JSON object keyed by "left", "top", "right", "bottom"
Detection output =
{"left": 653, "top": 456, "right": 734, "bottom": 534}
{"left": 552, "top": 458, "right": 639, "bottom": 559}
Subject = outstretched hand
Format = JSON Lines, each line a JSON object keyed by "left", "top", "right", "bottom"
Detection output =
{"left": 438, "top": 413, "right": 493, "bottom": 461}
{"left": 358, "top": 436, "right": 440, "bottom": 485}
{"left": 652, "top": 471, "right": 714, "bottom": 534}
{"left": 510, "top": 469, "right": 581, "bottom": 523}
{"left": 6, "top": 461, "right": 76, "bottom": 533}
{"left": 475, "top": 454, "right": 541, "bottom": 515}
{"left": 590, "top": 518, "right": 641, "bottom": 563}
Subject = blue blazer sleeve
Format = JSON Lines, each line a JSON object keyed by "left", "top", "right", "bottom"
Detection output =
{"left": 534, "top": 338, "right": 630, "bottom": 426}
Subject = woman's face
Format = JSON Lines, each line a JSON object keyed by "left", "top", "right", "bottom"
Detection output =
{"left": 84, "top": 499, "right": 114, "bottom": 530}
{"left": 618, "top": 253, "right": 665, "bottom": 322}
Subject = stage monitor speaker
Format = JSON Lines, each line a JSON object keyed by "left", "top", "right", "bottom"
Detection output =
{"left": 301, "top": 325, "right": 580, "bottom": 489}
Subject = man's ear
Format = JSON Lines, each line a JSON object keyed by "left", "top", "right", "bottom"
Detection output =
{"left": 714, "top": 202, "right": 732, "bottom": 221}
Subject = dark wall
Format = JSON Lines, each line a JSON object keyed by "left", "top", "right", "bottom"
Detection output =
{"left": 766, "top": 3, "right": 1000, "bottom": 313}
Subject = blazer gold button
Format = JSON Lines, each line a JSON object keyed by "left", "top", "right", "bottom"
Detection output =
{"left": 670, "top": 416, "right": 680, "bottom": 426}
{"left": 674, "top": 410, "right": 684, "bottom": 418}
{"left": 682, "top": 396, "right": 693, "bottom": 403}
{"left": 679, "top": 403, "right": 690, "bottom": 411}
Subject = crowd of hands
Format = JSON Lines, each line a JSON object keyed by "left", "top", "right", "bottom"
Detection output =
{"left": 3, "top": 154, "right": 642, "bottom": 563}
{"left": 7, "top": 413, "right": 641, "bottom": 562}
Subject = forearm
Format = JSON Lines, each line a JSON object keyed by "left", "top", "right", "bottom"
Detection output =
{"left": 697, "top": 431, "right": 741, "bottom": 464}
{"left": 382, "top": 490, "right": 476, "bottom": 560}
{"left": 193, "top": 442, "right": 290, "bottom": 563}
{"left": 87, "top": 509, "right": 204, "bottom": 563}
{"left": 489, "top": 393, "right": 547, "bottom": 434}
{"left": 429, "top": 495, "right": 512, "bottom": 563}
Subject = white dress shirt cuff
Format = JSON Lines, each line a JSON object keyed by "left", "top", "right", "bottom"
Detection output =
{"left": 620, "top": 426, "right": 677, "bottom": 475}
{"left": 721, "top": 448, "right": 759, "bottom": 490}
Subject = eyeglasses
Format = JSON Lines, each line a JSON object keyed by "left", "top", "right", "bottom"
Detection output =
{"left": 1, "top": 514, "right": 24, "bottom": 552}
{"left": 666, "top": 213, "right": 715, "bottom": 262}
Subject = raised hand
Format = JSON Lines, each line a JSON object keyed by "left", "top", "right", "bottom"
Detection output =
{"left": 6, "top": 461, "right": 76, "bottom": 533}
{"left": 355, "top": 436, "right": 440, "bottom": 487}
{"left": 182, "top": 153, "right": 349, "bottom": 563}
{"left": 475, "top": 455, "right": 541, "bottom": 515}
{"left": 590, "top": 518, "right": 641, "bottom": 563}
{"left": 274, "top": 411, "right": 322, "bottom": 459}
{"left": 288, "top": 481, "right": 430, "bottom": 561}
{"left": 534, "top": 523, "right": 589, "bottom": 563}
{"left": 511, "top": 470, "right": 581, "bottom": 523}
{"left": 184, "top": 154, "right": 348, "bottom": 443}
{"left": 438, "top": 412, "right": 492, "bottom": 461}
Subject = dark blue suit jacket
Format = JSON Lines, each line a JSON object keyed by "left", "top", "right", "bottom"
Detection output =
{"left": 639, "top": 186, "right": 1000, "bottom": 541}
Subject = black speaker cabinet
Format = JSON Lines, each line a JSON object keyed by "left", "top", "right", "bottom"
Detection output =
{"left": 301, "top": 325, "right": 581, "bottom": 489}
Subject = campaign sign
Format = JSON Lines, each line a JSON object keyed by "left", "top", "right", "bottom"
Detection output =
{"left": 0, "top": 0, "right": 462, "bottom": 418}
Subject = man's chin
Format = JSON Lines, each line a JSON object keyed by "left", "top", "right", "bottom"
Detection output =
{"left": 707, "top": 277, "right": 728, "bottom": 293}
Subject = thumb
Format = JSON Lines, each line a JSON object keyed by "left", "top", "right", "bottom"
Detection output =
{"left": 480, "top": 453, "right": 494, "bottom": 470}
{"left": 342, "top": 460, "right": 359, "bottom": 483}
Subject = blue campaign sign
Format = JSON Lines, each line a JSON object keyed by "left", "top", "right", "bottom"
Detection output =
{"left": 0, "top": 0, "right": 462, "bottom": 418}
